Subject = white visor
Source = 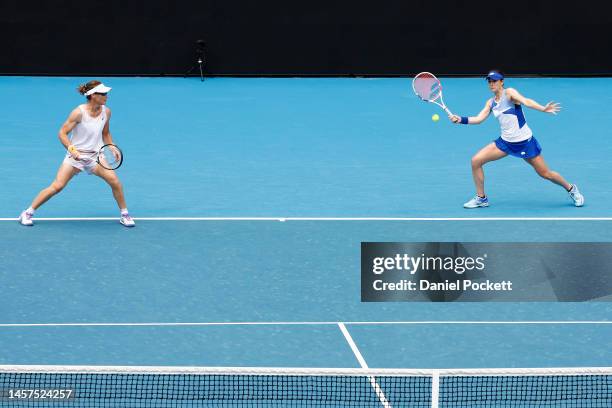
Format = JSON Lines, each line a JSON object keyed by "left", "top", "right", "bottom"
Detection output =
{"left": 85, "top": 83, "right": 112, "bottom": 96}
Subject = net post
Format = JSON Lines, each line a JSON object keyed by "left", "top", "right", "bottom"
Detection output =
{"left": 431, "top": 370, "right": 440, "bottom": 408}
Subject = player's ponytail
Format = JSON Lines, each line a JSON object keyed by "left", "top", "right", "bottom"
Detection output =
{"left": 77, "top": 80, "right": 102, "bottom": 99}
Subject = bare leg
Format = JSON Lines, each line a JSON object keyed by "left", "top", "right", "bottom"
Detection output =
{"left": 31, "top": 163, "right": 80, "bottom": 210}
{"left": 92, "top": 165, "right": 127, "bottom": 209}
{"left": 524, "top": 155, "right": 572, "bottom": 191}
{"left": 470, "top": 143, "right": 508, "bottom": 197}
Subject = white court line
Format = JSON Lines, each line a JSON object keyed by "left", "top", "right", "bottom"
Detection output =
{"left": 432, "top": 371, "right": 441, "bottom": 408}
{"left": 338, "top": 323, "right": 370, "bottom": 369}
{"left": 1, "top": 217, "right": 612, "bottom": 221}
{"left": 1, "top": 320, "right": 610, "bottom": 327}
{"left": 338, "top": 322, "right": 392, "bottom": 408}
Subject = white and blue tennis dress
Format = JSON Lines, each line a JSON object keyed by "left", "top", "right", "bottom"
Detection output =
{"left": 491, "top": 90, "right": 541, "bottom": 158}
{"left": 63, "top": 104, "right": 107, "bottom": 174}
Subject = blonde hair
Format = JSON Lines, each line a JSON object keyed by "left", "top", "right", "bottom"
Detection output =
{"left": 77, "top": 80, "right": 102, "bottom": 99}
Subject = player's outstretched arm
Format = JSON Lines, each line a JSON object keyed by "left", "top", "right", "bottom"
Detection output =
{"left": 449, "top": 99, "right": 492, "bottom": 124}
{"left": 506, "top": 88, "right": 561, "bottom": 115}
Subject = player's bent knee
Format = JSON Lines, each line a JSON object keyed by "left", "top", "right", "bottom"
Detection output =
{"left": 50, "top": 181, "right": 66, "bottom": 193}
{"left": 109, "top": 178, "right": 122, "bottom": 190}
{"left": 471, "top": 157, "right": 482, "bottom": 168}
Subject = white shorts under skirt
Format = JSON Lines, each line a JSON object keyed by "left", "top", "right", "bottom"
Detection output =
{"left": 63, "top": 154, "right": 98, "bottom": 175}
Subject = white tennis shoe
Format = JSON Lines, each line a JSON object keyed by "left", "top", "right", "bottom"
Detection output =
{"left": 18, "top": 210, "right": 34, "bottom": 226}
{"left": 568, "top": 184, "right": 584, "bottom": 207}
{"left": 120, "top": 213, "right": 136, "bottom": 227}
{"left": 463, "top": 195, "right": 489, "bottom": 209}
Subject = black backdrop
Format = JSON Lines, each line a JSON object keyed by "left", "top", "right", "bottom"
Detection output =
{"left": 1, "top": 0, "right": 611, "bottom": 76}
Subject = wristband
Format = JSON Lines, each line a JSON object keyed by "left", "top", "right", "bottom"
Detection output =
{"left": 460, "top": 116, "right": 469, "bottom": 125}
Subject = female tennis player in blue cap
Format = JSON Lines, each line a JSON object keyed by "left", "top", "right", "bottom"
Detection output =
{"left": 449, "top": 70, "right": 584, "bottom": 208}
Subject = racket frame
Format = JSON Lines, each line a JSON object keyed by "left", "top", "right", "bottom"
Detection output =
{"left": 97, "top": 143, "right": 123, "bottom": 170}
{"left": 412, "top": 72, "right": 454, "bottom": 116}
{"left": 77, "top": 144, "right": 123, "bottom": 170}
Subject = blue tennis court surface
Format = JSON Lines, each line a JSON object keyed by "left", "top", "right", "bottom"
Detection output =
{"left": 2, "top": 77, "right": 611, "bottom": 217}
{"left": 1, "top": 220, "right": 611, "bottom": 370}
{"left": 0, "top": 77, "right": 610, "bottom": 376}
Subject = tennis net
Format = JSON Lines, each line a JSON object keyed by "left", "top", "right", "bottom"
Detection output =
{"left": 0, "top": 365, "right": 610, "bottom": 407}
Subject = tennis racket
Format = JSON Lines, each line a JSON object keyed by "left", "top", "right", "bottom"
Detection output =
{"left": 79, "top": 144, "right": 123, "bottom": 170}
{"left": 412, "top": 72, "right": 454, "bottom": 116}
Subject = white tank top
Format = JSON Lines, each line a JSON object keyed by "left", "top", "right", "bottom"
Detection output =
{"left": 70, "top": 104, "right": 107, "bottom": 153}
{"left": 490, "top": 90, "right": 532, "bottom": 142}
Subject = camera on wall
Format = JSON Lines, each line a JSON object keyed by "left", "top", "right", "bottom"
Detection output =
{"left": 185, "top": 39, "right": 207, "bottom": 81}
{"left": 195, "top": 40, "right": 206, "bottom": 60}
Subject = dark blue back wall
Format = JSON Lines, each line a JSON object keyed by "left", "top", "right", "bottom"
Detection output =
{"left": 1, "top": 0, "right": 610, "bottom": 76}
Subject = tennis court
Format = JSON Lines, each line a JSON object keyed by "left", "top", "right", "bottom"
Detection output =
{"left": 0, "top": 76, "right": 611, "bottom": 406}
{"left": 3, "top": 77, "right": 611, "bottom": 218}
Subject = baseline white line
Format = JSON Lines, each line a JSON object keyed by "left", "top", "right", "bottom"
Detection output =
{"left": 0, "top": 217, "right": 279, "bottom": 221}
{"left": 0, "top": 320, "right": 610, "bottom": 328}
{"left": 1, "top": 217, "right": 612, "bottom": 221}
{"left": 338, "top": 323, "right": 392, "bottom": 408}
{"left": 342, "top": 320, "right": 612, "bottom": 325}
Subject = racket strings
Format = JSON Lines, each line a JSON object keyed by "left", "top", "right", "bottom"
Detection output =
{"left": 99, "top": 145, "right": 122, "bottom": 169}
{"left": 413, "top": 72, "right": 452, "bottom": 116}
{"left": 413, "top": 73, "right": 442, "bottom": 102}
{"left": 414, "top": 80, "right": 441, "bottom": 101}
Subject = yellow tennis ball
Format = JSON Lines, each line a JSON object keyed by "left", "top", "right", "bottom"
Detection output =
{"left": 432, "top": 114, "right": 440, "bottom": 122}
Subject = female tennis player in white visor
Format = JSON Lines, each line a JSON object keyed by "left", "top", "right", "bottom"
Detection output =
{"left": 18, "top": 80, "right": 135, "bottom": 227}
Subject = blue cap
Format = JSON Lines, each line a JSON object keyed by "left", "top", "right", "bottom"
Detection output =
{"left": 486, "top": 71, "right": 504, "bottom": 81}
